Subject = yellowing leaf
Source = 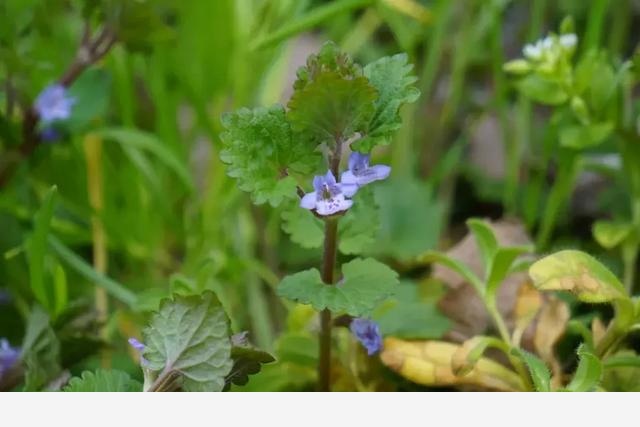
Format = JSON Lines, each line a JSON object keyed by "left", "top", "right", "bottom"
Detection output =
{"left": 380, "top": 338, "right": 525, "bottom": 391}
{"left": 528, "top": 250, "right": 628, "bottom": 303}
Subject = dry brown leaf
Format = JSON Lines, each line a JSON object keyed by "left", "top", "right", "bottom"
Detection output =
{"left": 512, "top": 282, "right": 543, "bottom": 347}
{"left": 533, "top": 297, "right": 570, "bottom": 387}
{"left": 591, "top": 317, "right": 606, "bottom": 347}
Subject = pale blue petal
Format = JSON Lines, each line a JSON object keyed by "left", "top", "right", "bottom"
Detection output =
{"left": 300, "top": 192, "right": 317, "bottom": 210}
{"left": 315, "top": 194, "right": 352, "bottom": 216}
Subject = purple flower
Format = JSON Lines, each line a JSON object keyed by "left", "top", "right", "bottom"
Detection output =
{"left": 40, "top": 127, "right": 60, "bottom": 143}
{"left": 0, "top": 339, "right": 20, "bottom": 380}
{"left": 300, "top": 170, "right": 353, "bottom": 216}
{"left": 128, "top": 337, "right": 148, "bottom": 367}
{"left": 34, "top": 84, "right": 75, "bottom": 123}
{"left": 350, "top": 318, "right": 382, "bottom": 356}
{"left": 340, "top": 152, "right": 391, "bottom": 197}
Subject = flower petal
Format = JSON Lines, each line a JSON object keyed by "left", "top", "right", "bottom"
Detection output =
{"left": 300, "top": 192, "right": 317, "bottom": 210}
{"left": 315, "top": 194, "right": 352, "bottom": 216}
{"left": 340, "top": 171, "right": 359, "bottom": 197}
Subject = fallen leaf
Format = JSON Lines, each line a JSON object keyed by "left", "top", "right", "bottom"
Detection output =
{"left": 380, "top": 337, "right": 526, "bottom": 391}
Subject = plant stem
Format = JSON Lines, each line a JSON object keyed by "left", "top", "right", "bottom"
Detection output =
{"left": 318, "top": 218, "right": 339, "bottom": 391}
{"left": 84, "top": 133, "right": 110, "bottom": 368}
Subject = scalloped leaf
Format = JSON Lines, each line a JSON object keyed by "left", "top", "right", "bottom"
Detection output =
{"left": 63, "top": 369, "right": 142, "bottom": 392}
{"left": 277, "top": 258, "right": 398, "bottom": 316}
{"left": 293, "top": 41, "right": 362, "bottom": 91}
{"left": 142, "top": 291, "right": 233, "bottom": 392}
{"left": 287, "top": 72, "right": 376, "bottom": 145}
{"left": 528, "top": 250, "right": 628, "bottom": 303}
{"left": 354, "top": 53, "right": 420, "bottom": 151}
{"left": 220, "top": 105, "right": 318, "bottom": 206}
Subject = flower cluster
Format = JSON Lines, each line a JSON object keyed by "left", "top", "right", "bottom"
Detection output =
{"left": 350, "top": 318, "right": 382, "bottom": 355}
{"left": 0, "top": 338, "right": 20, "bottom": 381}
{"left": 300, "top": 152, "right": 390, "bottom": 216}
{"left": 522, "top": 33, "right": 577, "bottom": 62}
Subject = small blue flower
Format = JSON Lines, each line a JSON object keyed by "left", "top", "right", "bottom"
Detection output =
{"left": 300, "top": 170, "right": 353, "bottom": 216}
{"left": 34, "top": 84, "right": 75, "bottom": 124}
{"left": 128, "top": 337, "right": 148, "bottom": 367}
{"left": 341, "top": 152, "right": 391, "bottom": 197}
{"left": 40, "top": 127, "right": 60, "bottom": 143}
{"left": 0, "top": 338, "right": 20, "bottom": 380}
{"left": 350, "top": 318, "right": 382, "bottom": 356}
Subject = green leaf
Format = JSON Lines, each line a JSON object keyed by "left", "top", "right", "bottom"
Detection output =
{"left": 65, "top": 68, "right": 111, "bottom": 132}
{"left": 512, "top": 348, "right": 551, "bottom": 392}
{"left": 52, "top": 262, "right": 68, "bottom": 318}
{"left": 281, "top": 188, "right": 380, "bottom": 255}
{"left": 336, "top": 188, "right": 380, "bottom": 254}
{"left": 288, "top": 43, "right": 376, "bottom": 145}
{"left": 142, "top": 291, "right": 233, "bottom": 392}
{"left": 97, "top": 127, "right": 194, "bottom": 192}
{"left": 528, "top": 250, "right": 628, "bottom": 303}
{"left": 486, "top": 246, "right": 533, "bottom": 297}
{"left": 559, "top": 122, "right": 613, "bottom": 149}
{"left": 566, "top": 345, "right": 602, "bottom": 392}
{"left": 355, "top": 53, "right": 420, "bottom": 151}
{"left": 281, "top": 200, "right": 324, "bottom": 249}
{"left": 373, "top": 177, "right": 443, "bottom": 260}
{"left": 277, "top": 258, "right": 398, "bottom": 316}
{"left": 63, "top": 369, "right": 142, "bottom": 392}
{"left": 374, "top": 281, "right": 450, "bottom": 339}
{"left": 419, "top": 251, "right": 484, "bottom": 294}
{"left": 466, "top": 218, "right": 498, "bottom": 272}
{"left": 593, "top": 220, "right": 634, "bottom": 250}
{"left": 225, "top": 333, "right": 276, "bottom": 388}
{"left": 20, "top": 306, "right": 60, "bottom": 391}
{"left": 220, "top": 105, "right": 318, "bottom": 206}
{"left": 516, "top": 74, "right": 568, "bottom": 105}
{"left": 25, "top": 186, "right": 57, "bottom": 312}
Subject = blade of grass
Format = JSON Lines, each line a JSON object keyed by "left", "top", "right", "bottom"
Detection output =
{"left": 49, "top": 236, "right": 137, "bottom": 308}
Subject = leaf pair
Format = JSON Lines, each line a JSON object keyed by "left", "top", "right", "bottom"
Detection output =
{"left": 277, "top": 257, "right": 398, "bottom": 317}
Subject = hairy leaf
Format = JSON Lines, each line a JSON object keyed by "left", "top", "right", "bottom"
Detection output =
{"left": 142, "top": 291, "right": 233, "bottom": 392}
{"left": 528, "top": 250, "right": 628, "bottom": 303}
{"left": 565, "top": 345, "right": 602, "bottom": 392}
{"left": 355, "top": 53, "right": 420, "bottom": 151}
{"left": 277, "top": 258, "right": 398, "bottom": 316}
{"left": 63, "top": 369, "right": 141, "bottom": 392}
{"left": 220, "top": 105, "right": 318, "bottom": 206}
{"left": 512, "top": 348, "right": 551, "bottom": 392}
